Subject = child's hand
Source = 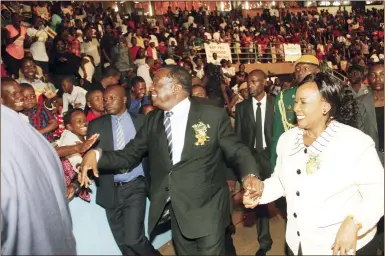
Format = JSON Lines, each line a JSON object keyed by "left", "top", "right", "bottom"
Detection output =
{"left": 66, "top": 183, "right": 77, "bottom": 200}
{"left": 44, "top": 89, "right": 59, "bottom": 99}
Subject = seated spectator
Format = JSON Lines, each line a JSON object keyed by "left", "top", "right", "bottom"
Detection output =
{"left": 20, "top": 83, "right": 58, "bottom": 142}
{"left": 19, "top": 57, "right": 57, "bottom": 101}
{"left": 86, "top": 89, "right": 104, "bottom": 122}
{"left": 128, "top": 76, "right": 150, "bottom": 114}
{"left": 61, "top": 76, "right": 87, "bottom": 114}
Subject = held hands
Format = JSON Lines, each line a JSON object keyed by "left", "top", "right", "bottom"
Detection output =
{"left": 242, "top": 176, "right": 264, "bottom": 209}
{"left": 332, "top": 216, "right": 361, "bottom": 255}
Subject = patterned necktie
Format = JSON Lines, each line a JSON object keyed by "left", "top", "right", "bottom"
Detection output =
{"left": 164, "top": 111, "right": 174, "bottom": 164}
{"left": 116, "top": 117, "right": 125, "bottom": 150}
{"left": 255, "top": 102, "right": 263, "bottom": 152}
{"left": 116, "top": 117, "right": 128, "bottom": 174}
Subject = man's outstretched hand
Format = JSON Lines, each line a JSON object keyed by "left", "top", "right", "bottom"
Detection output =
{"left": 242, "top": 176, "right": 264, "bottom": 209}
{"left": 78, "top": 150, "right": 99, "bottom": 187}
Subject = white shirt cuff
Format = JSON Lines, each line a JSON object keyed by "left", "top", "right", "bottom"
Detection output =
{"left": 93, "top": 149, "right": 100, "bottom": 162}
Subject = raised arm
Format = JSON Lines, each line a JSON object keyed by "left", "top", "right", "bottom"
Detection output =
{"left": 79, "top": 115, "right": 150, "bottom": 187}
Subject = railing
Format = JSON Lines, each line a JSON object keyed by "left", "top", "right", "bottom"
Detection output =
{"left": 195, "top": 41, "right": 310, "bottom": 64}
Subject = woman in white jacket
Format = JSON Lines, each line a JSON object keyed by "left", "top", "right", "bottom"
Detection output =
{"left": 245, "top": 73, "right": 384, "bottom": 255}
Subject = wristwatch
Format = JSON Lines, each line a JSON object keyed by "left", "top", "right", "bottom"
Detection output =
{"left": 242, "top": 174, "right": 259, "bottom": 184}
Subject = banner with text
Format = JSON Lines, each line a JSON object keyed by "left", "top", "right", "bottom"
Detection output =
{"left": 283, "top": 44, "right": 302, "bottom": 62}
{"left": 204, "top": 43, "right": 232, "bottom": 64}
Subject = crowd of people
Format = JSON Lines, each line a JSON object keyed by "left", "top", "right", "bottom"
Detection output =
{"left": 1, "top": 1, "right": 384, "bottom": 256}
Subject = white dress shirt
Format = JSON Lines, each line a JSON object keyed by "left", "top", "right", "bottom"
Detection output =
{"left": 259, "top": 121, "right": 384, "bottom": 255}
{"left": 62, "top": 86, "right": 87, "bottom": 114}
{"left": 137, "top": 64, "right": 153, "bottom": 92}
{"left": 252, "top": 94, "right": 267, "bottom": 149}
{"left": 166, "top": 97, "right": 190, "bottom": 165}
{"left": 58, "top": 129, "right": 83, "bottom": 172}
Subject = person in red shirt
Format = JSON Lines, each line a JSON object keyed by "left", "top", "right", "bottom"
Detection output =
{"left": 129, "top": 37, "right": 141, "bottom": 62}
{"left": 86, "top": 89, "right": 104, "bottom": 122}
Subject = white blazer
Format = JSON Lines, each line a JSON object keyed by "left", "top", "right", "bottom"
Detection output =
{"left": 260, "top": 121, "right": 384, "bottom": 255}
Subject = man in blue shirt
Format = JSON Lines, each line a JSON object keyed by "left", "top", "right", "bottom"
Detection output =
{"left": 128, "top": 76, "right": 150, "bottom": 114}
{"left": 87, "top": 85, "right": 159, "bottom": 256}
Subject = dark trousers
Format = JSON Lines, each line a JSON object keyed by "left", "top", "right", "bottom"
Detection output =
{"left": 105, "top": 176, "right": 159, "bottom": 256}
{"left": 36, "top": 61, "right": 49, "bottom": 74}
{"left": 225, "top": 218, "right": 237, "bottom": 256}
{"left": 287, "top": 237, "right": 378, "bottom": 256}
{"left": 252, "top": 148, "right": 273, "bottom": 251}
{"left": 3, "top": 51, "right": 22, "bottom": 79}
{"left": 170, "top": 204, "right": 226, "bottom": 255}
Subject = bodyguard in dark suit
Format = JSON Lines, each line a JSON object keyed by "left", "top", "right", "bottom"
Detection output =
{"left": 235, "top": 70, "right": 274, "bottom": 256}
{"left": 80, "top": 66, "right": 264, "bottom": 255}
{"left": 87, "top": 85, "right": 159, "bottom": 256}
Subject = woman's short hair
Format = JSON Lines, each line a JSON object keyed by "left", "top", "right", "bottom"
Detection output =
{"left": 299, "top": 72, "right": 359, "bottom": 128}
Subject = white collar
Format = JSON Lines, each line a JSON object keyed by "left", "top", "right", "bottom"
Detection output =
{"left": 252, "top": 93, "right": 267, "bottom": 105}
{"left": 290, "top": 120, "right": 341, "bottom": 156}
{"left": 165, "top": 97, "right": 190, "bottom": 117}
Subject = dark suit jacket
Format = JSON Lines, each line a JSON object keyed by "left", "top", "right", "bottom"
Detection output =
{"left": 191, "top": 96, "right": 223, "bottom": 108}
{"left": 97, "top": 98, "right": 260, "bottom": 239}
{"left": 235, "top": 96, "right": 274, "bottom": 177}
{"left": 191, "top": 97, "right": 237, "bottom": 181}
{"left": 87, "top": 112, "right": 148, "bottom": 209}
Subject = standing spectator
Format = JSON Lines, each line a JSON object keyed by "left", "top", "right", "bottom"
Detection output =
{"left": 58, "top": 108, "right": 121, "bottom": 255}
{"left": 346, "top": 65, "right": 379, "bottom": 151}
{"left": 235, "top": 70, "right": 274, "bottom": 256}
{"left": 111, "top": 34, "right": 134, "bottom": 86}
{"left": 1, "top": 106, "right": 76, "bottom": 255}
{"left": 100, "top": 24, "right": 118, "bottom": 69}
{"left": 26, "top": 16, "right": 49, "bottom": 74}
{"left": 3, "top": 13, "right": 27, "bottom": 79}
{"left": 137, "top": 57, "right": 154, "bottom": 93}
{"left": 50, "top": 39, "right": 81, "bottom": 94}
{"left": 81, "top": 26, "right": 101, "bottom": 80}
{"left": 86, "top": 85, "right": 159, "bottom": 256}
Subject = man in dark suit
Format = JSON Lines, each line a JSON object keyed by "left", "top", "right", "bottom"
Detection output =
{"left": 80, "top": 66, "right": 264, "bottom": 255}
{"left": 87, "top": 85, "right": 159, "bottom": 256}
{"left": 235, "top": 69, "right": 274, "bottom": 256}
